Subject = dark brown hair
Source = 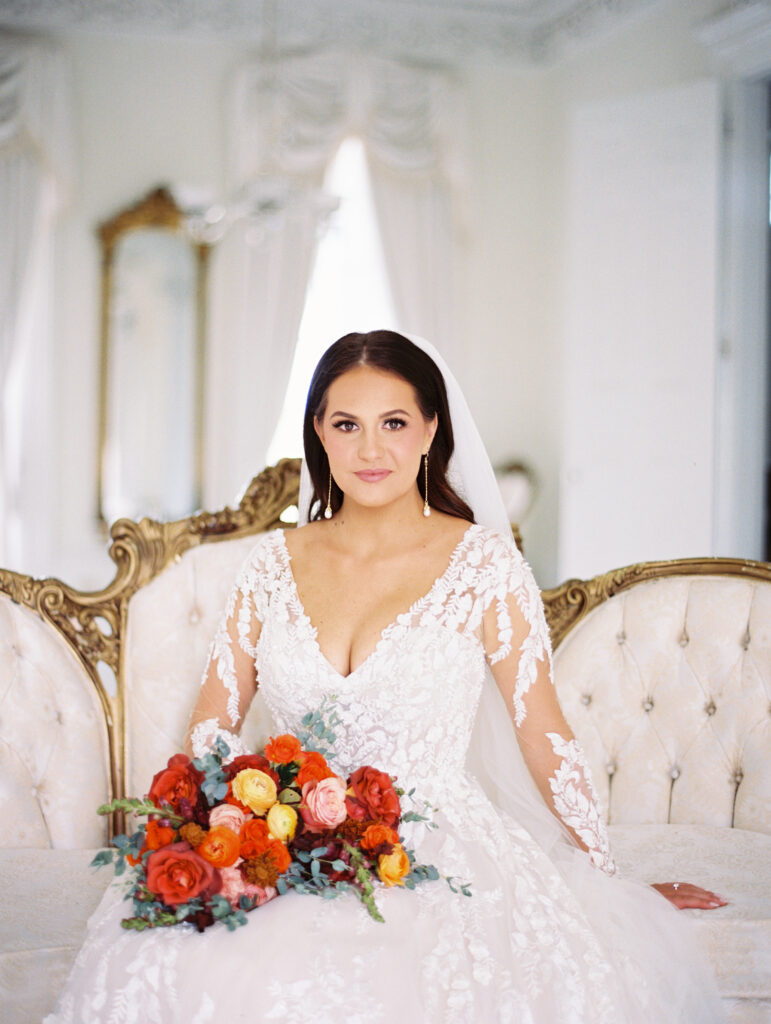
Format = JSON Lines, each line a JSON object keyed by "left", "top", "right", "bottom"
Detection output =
{"left": 302, "top": 330, "right": 475, "bottom": 523}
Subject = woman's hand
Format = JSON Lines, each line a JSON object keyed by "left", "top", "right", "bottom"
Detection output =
{"left": 651, "top": 882, "right": 727, "bottom": 909}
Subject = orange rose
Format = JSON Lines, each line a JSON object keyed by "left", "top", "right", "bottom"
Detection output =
{"left": 197, "top": 826, "right": 241, "bottom": 868}
{"left": 264, "top": 734, "right": 302, "bottom": 764}
{"left": 145, "top": 843, "right": 222, "bottom": 905}
{"left": 128, "top": 819, "right": 176, "bottom": 865}
{"left": 296, "top": 751, "right": 334, "bottom": 788}
{"left": 377, "top": 843, "right": 410, "bottom": 887}
{"left": 361, "top": 824, "right": 399, "bottom": 854}
{"left": 266, "top": 838, "right": 291, "bottom": 874}
{"left": 240, "top": 818, "right": 271, "bottom": 858}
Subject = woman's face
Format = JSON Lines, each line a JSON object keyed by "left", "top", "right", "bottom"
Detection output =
{"left": 314, "top": 365, "right": 438, "bottom": 513}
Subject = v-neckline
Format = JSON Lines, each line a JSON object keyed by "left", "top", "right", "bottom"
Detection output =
{"left": 276, "top": 524, "right": 479, "bottom": 681}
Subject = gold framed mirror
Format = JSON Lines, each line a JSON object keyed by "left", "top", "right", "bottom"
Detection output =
{"left": 97, "top": 186, "right": 210, "bottom": 525}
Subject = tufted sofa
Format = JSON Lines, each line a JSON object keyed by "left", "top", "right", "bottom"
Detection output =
{"left": 0, "top": 459, "right": 769, "bottom": 1023}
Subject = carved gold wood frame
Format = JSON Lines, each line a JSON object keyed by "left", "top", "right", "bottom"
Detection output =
{"left": 542, "top": 556, "right": 771, "bottom": 650}
{"left": 96, "top": 186, "right": 211, "bottom": 525}
{"left": 0, "top": 459, "right": 301, "bottom": 837}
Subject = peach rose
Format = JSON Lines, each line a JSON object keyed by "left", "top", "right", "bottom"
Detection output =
{"left": 264, "top": 734, "right": 302, "bottom": 764}
{"left": 301, "top": 777, "right": 348, "bottom": 832}
{"left": 145, "top": 843, "right": 221, "bottom": 905}
{"left": 266, "top": 802, "right": 297, "bottom": 842}
{"left": 218, "top": 866, "right": 277, "bottom": 910}
{"left": 208, "top": 804, "right": 248, "bottom": 834}
{"left": 231, "top": 768, "right": 278, "bottom": 816}
{"left": 377, "top": 843, "right": 411, "bottom": 887}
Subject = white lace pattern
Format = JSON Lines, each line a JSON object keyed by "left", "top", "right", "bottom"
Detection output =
{"left": 47, "top": 526, "right": 722, "bottom": 1024}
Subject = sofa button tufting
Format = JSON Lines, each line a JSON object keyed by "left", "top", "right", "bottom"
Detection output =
{"left": 669, "top": 766, "right": 681, "bottom": 780}
{"left": 189, "top": 609, "right": 201, "bottom": 624}
{"left": 581, "top": 694, "right": 592, "bottom": 706}
{"left": 642, "top": 697, "right": 654, "bottom": 712}
{"left": 606, "top": 762, "right": 617, "bottom": 776}
{"left": 704, "top": 700, "right": 716, "bottom": 716}
{"left": 742, "top": 632, "right": 751, "bottom": 650}
{"left": 679, "top": 632, "right": 689, "bottom": 647}
{"left": 616, "top": 631, "right": 626, "bottom": 644}
{"left": 733, "top": 769, "right": 744, "bottom": 785}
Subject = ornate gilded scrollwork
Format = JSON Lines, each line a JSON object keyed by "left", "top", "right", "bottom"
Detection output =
{"left": 0, "top": 460, "right": 301, "bottom": 837}
{"left": 543, "top": 556, "right": 771, "bottom": 649}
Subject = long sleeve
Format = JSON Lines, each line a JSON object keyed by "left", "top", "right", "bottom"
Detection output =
{"left": 481, "top": 535, "right": 615, "bottom": 875}
{"left": 185, "top": 542, "right": 265, "bottom": 760}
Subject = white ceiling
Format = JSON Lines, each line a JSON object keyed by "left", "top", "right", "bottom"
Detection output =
{"left": 0, "top": 0, "right": 662, "bottom": 64}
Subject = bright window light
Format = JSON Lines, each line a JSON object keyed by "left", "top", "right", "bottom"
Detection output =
{"left": 266, "top": 137, "right": 400, "bottom": 464}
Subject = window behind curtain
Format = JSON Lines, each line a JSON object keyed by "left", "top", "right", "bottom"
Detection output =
{"left": 266, "top": 137, "right": 399, "bottom": 464}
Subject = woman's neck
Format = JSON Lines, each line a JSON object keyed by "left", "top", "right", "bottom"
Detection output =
{"left": 328, "top": 489, "right": 431, "bottom": 554}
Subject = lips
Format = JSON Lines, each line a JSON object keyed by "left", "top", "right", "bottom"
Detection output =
{"left": 355, "top": 470, "right": 392, "bottom": 482}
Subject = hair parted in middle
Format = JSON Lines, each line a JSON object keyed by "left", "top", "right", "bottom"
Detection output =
{"left": 302, "top": 330, "right": 475, "bottom": 524}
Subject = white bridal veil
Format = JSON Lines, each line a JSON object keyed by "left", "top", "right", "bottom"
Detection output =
{"left": 297, "top": 333, "right": 568, "bottom": 857}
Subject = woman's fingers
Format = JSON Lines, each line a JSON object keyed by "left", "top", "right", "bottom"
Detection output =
{"left": 651, "top": 882, "right": 728, "bottom": 910}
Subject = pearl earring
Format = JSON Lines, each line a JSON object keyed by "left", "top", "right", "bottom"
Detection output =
{"left": 325, "top": 469, "right": 333, "bottom": 519}
{"left": 423, "top": 451, "right": 431, "bottom": 517}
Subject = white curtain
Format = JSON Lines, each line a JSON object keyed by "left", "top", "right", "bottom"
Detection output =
{"left": 207, "top": 51, "right": 466, "bottom": 501}
{"left": 0, "top": 40, "right": 72, "bottom": 571}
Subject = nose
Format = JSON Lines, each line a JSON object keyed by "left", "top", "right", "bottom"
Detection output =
{"left": 358, "top": 428, "right": 384, "bottom": 461}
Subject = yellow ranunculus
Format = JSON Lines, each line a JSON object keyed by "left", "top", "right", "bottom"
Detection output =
{"left": 377, "top": 843, "right": 411, "bottom": 887}
{"left": 266, "top": 802, "right": 298, "bottom": 842}
{"left": 231, "top": 769, "right": 278, "bottom": 816}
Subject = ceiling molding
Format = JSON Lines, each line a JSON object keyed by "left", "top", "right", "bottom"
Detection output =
{"left": 696, "top": 1, "right": 771, "bottom": 79}
{"left": 0, "top": 0, "right": 658, "bottom": 66}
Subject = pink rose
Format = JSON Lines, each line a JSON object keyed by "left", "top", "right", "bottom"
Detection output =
{"left": 209, "top": 804, "right": 248, "bottom": 834}
{"left": 219, "top": 866, "right": 277, "bottom": 909}
{"left": 301, "top": 776, "right": 348, "bottom": 832}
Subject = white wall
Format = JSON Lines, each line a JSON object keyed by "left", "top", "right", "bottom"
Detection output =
{"left": 36, "top": 0, "right": 767, "bottom": 589}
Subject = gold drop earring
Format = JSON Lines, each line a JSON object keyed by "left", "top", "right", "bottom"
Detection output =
{"left": 423, "top": 451, "right": 431, "bottom": 517}
{"left": 324, "top": 468, "right": 333, "bottom": 519}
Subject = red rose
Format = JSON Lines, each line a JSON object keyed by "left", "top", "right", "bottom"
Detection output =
{"left": 345, "top": 767, "right": 401, "bottom": 827}
{"left": 145, "top": 842, "right": 222, "bottom": 906}
{"left": 148, "top": 754, "right": 204, "bottom": 813}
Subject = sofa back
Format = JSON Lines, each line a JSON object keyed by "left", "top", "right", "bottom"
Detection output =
{"left": 2, "top": 457, "right": 769, "bottom": 847}
{"left": 546, "top": 566, "right": 771, "bottom": 835}
{"left": 0, "top": 592, "right": 110, "bottom": 848}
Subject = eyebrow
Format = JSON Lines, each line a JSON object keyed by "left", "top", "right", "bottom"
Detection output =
{"left": 329, "top": 408, "right": 413, "bottom": 419}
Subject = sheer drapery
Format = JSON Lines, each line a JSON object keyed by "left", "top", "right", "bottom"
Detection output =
{"left": 0, "top": 40, "right": 72, "bottom": 569}
{"left": 207, "top": 51, "right": 466, "bottom": 499}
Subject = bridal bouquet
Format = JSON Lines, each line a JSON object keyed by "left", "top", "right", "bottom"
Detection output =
{"left": 93, "top": 708, "right": 449, "bottom": 932}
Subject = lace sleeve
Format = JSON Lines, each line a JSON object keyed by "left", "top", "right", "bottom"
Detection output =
{"left": 480, "top": 532, "right": 615, "bottom": 875}
{"left": 185, "top": 541, "right": 266, "bottom": 760}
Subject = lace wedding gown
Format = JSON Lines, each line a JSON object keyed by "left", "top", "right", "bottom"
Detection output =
{"left": 48, "top": 525, "right": 722, "bottom": 1023}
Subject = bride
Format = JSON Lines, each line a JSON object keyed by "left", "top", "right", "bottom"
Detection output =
{"left": 48, "top": 330, "right": 725, "bottom": 1022}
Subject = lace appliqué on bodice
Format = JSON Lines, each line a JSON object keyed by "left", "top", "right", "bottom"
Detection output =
{"left": 191, "top": 526, "right": 614, "bottom": 876}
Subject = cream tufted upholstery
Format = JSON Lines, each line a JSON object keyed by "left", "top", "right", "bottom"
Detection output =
{"left": 1, "top": 462, "right": 769, "bottom": 1022}
{"left": 548, "top": 567, "right": 771, "bottom": 1024}
{"left": 552, "top": 576, "right": 771, "bottom": 835}
{"left": 0, "top": 594, "right": 110, "bottom": 849}
{"left": 124, "top": 535, "right": 275, "bottom": 797}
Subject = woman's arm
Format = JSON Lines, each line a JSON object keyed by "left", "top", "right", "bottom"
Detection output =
{"left": 481, "top": 537, "right": 726, "bottom": 908}
{"left": 184, "top": 555, "right": 263, "bottom": 759}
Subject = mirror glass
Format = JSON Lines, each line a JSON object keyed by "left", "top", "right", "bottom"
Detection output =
{"left": 98, "top": 188, "right": 207, "bottom": 524}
